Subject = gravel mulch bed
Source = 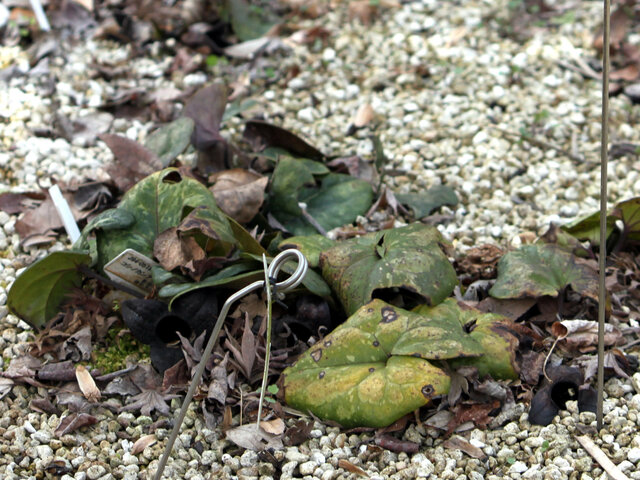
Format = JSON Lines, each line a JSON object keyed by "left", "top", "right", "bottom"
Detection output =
{"left": 1, "top": 0, "right": 640, "bottom": 479}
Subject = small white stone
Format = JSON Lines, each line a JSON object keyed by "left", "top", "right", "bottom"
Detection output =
{"left": 509, "top": 461, "right": 528, "bottom": 473}
{"left": 322, "top": 48, "right": 336, "bottom": 62}
{"left": 628, "top": 447, "right": 640, "bottom": 463}
{"left": 404, "top": 101, "right": 420, "bottom": 112}
{"left": 297, "top": 107, "right": 316, "bottom": 123}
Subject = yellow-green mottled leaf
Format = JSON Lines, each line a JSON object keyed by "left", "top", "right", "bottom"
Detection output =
{"left": 283, "top": 299, "right": 492, "bottom": 428}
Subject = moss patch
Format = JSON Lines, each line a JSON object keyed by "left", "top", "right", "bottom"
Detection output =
{"left": 91, "top": 326, "right": 150, "bottom": 373}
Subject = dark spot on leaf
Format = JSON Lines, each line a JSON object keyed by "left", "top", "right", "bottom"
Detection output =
{"left": 463, "top": 320, "right": 477, "bottom": 333}
{"left": 162, "top": 170, "right": 182, "bottom": 183}
{"left": 367, "top": 308, "right": 374, "bottom": 313}
{"left": 318, "top": 371, "right": 325, "bottom": 379}
{"left": 373, "top": 287, "right": 428, "bottom": 310}
{"left": 372, "top": 340, "right": 380, "bottom": 347}
{"left": 156, "top": 314, "right": 192, "bottom": 346}
{"left": 311, "top": 349, "right": 322, "bottom": 362}
{"left": 412, "top": 353, "right": 421, "bottom": 357}
{"left": 369, "top": 367, "right": 375, "bottom": 373}
{"left": 324, "top": 340, "right": 332, "bottom": 347}
{"left": 421, "top": 385, "right": 434, "bottom": 397}
{"left": 380, "top": 306, "right": 398, "bottom": 323}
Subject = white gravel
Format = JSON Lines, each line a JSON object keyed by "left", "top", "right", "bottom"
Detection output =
{"left": 1, "top": 0, "right": 640, "bottom": 479}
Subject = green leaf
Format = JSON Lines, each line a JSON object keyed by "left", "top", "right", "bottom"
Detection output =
{"left": 278, "top": 235, "right": 337, "bottom": 268}
{"left": 225, "top": 0, "right": 278, "bottom": 41}
{"left": 615, "top": 197, "right": 640, "bottom": 241}
{"left": 159, "top": 263, "right": 261, "bottom": 302}
{"left": 319, "top": 223, "right": 457, "bottom": 315}
{"left": 227, "top": 215, "right": 266, "bottom": 256}
{"left": 489, "top": 244, "right": 598, "bottom": 300}
{"left": 269, "top": 157, "right": 373, "bottom": 236}
{"left": 283, "top": 299, "right": 489, "bottom": 428}
{"left": 395, "top": 185, "right": 458, "bottom": 219}
{"left": 282, "top": 261, "right": 332, "bottom": 298}
{"left": 7, "top": 251, "right": 91, "bottom": 329}
{"left": 144, "top": 118, "right": 195, "bottom": 167}
{"left": 90, "top": 168, "right": 231, "bottom": 272}
{"left": 562, "top": 211, "right": 616, "bottom": 245}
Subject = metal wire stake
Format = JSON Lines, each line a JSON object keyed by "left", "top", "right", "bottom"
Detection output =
{"left": 597, "top": 0, "right": 611, "bottom": 432}
{"left": 153, "top": 249, "right": 308, "bottom": 480}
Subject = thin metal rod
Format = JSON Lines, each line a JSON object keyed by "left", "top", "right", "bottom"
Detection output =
{"left": 256, "top": 254, "right": 272, "bottom": 429}
{"left": 597, "top": 0, "right": 611, "bottom": 431}
{"left": 154, "top": 250, "right": 308, "bottom": 479}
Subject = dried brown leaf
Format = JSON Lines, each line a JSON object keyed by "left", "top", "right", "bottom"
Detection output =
{"left": 131, "top": 434, "right": 157, "bottom": 455}
{"left": 353, "top": 103, "right": 375, "bottom": 128}
{"left": 54, "top": 412, "right": 98, "bottom": 437}
{"left": 100, "top": 134, "right": 162, "bottom": 192}
{"left": 443, "top": 435, "right": 486, "bottom": 459}
{"left": 76, "top": 365, "right": 101, "bottom": 402}
{"left": 338, "top": 459, "right": 369, "bottom": 477}
{"left": 260, "top": 417, "right": 285, "bottom": 435}
{"left": 225, "top": 424, "right": 283, "bottom": 450}
{"left": 374, "top": 434, "right": 419, "bottom": 454}
{"left": 240, "top": 315, "right": 256, "bottom": 379}
{"left": 209, "top": 169, "right": 268, "bottom": 223}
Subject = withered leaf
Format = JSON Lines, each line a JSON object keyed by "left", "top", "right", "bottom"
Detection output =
{"left": 0, "top": 191, "right": 44, "bottom": 214}
{"left": 131, "top": 434, "right": 157, "bottom": 455}
{"left": 260, "top": 418, "right": 285, "bottom": 435}
{"left": 100, "top": 133, "right": 162, "bottom": 192}
{"left": 374, "top": 434, "right": 419, "bottom": 454}
{"left": 76, "top": 365, "right": 101, "bottom": 402}
{"left": 121, "top": 390, "right": 177, "bottom": 416}
{"left": 55, "top": 412, "right": 98, "bottom": 437}
{"left": 338, "top": 459, "right": 369, "bottom": 478}
{"left": 443, "top": 435, "right": 486, "bottom": 459}
{"left": 240, "top": 315, "right": 256, "bottom": 380}
{"left": 243, "top": 120, "right": 324, "bottom": 160}
{"left": 209, "top": 169, "right": 268, "bottom": 223}
{"left": 208, "top": 353, "right": 230, "bottom": 405}
{"left": 0, "top": 378, "right": 13, "bottom": 399}
{"left": 183, "top": 83, "right": 228, "bottom": 150}
{"left": 225, "top": 424, "right": 283, "bottom": 451}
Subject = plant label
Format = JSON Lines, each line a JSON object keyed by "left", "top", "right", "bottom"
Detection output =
{"left": 104, "top": 249, "right": 158, "bottom": 295}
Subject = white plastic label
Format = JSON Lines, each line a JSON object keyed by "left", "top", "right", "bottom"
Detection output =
{"left": 104, "top": 249, "right": 158, "bottom": 295}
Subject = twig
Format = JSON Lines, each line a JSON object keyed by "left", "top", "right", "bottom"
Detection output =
{"left": 575, "top": 435, "right": 630, "bottom": 480}
{"left": 493, "top": 126, "right": 584, "bottom": 163}
{"left": 256, "top": 254, "right": 272, "bottom": 430}
{"left": 298, "top": 202, "right": 329, "bottom": 237}
{"left": 542, "top": 337, "right": 561, "bottom": 383}
{"left": 558, "top": 59, "right": 601, "bottom": 81}
{"left": 597, "top": 0, "right": 611, "bottom": 432}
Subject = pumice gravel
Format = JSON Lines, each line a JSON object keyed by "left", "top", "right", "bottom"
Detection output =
{"left": 1, "top": 0, "right": 640, "bottom": 479}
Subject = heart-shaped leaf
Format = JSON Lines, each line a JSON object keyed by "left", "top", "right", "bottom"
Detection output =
{"left": 144, "top": 117, "right": 195, "bottom": 167}
{"left": 83, "top": 168, "right": 232, "bottom": 272}
{"left": 269, "top": 156, "right": 373, "bottom": 236}
{"left": 282, "top": 299, "right": 492, "bottom": 428}
{"left": 319, "top": 223, "right": 457, "bottom": 315}
{"left": 489, "top": 244, "right": 598, "bottom": 300}
{"left": 395, "top": 185, "right": 458, "bottom": 219}
{"left": 562, "top": 211, "right": 616, "bottom": 245}
{"left": 278, "top": 235, "right": 337, "bottom": 268}
{"left": 615, "top": 197, "right": 640, "bottom": 241}
{"left": 7, "top": 251, "right": 91, "bottom": 329}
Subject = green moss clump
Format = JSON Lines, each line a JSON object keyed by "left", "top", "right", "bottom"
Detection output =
{"left": 91, "top": 327, "right": 150, "bottom": 373}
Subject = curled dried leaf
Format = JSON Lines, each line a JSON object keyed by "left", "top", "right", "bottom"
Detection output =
{"left": 131, "top": 434, "right": 157, "bottom": 455}
{"left": 75, "top": 365, "right": 101, "bottom": 402}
